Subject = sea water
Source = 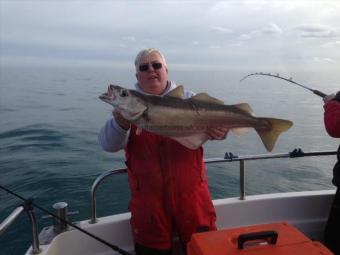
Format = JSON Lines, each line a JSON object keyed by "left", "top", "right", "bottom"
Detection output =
{"left": 0, "top": 66, "right": 339, "bottom": 254}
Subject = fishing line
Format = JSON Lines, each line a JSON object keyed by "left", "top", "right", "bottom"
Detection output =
{"left": 0, "top": 184, "right": 132, "bottom": 255}
{"left": 240, "top": 72, "right": 327, "bottom": 98}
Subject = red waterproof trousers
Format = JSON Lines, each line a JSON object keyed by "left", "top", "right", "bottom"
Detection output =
{"left": 125, "top": 125, "right": 216, "bottom": 250}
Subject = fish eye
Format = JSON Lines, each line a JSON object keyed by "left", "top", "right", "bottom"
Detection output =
{"left": 120, "top": 90, "right": 129, "bottom": 97}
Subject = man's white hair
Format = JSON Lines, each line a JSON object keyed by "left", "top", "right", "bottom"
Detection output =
{"left": 134, "top": 48, "right": 167, "bottom": 71}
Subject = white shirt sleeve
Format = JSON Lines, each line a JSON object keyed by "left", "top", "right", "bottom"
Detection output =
{"left": 98, "top": 118, "right": 130, "bottom": 152}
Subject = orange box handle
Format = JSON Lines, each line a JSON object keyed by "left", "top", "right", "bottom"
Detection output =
{"left": 238, "top": 230, "right": 278, "bottom": 249}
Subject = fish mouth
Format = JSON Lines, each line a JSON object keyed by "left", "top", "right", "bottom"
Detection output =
{"left": 99, "top": 92, "right": 115, "bottom": 102}
{"left": 99, "top": 85, "right": 116, "bottom": 102}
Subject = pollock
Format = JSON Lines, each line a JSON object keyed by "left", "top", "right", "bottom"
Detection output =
{"left": 100, "top": 85, "right": 293, "bottom": 151}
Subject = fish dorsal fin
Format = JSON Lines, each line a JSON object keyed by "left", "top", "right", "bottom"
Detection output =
{"left": 191, "top": 93, "right": 224, "bottom": 105}
{"left": 233, "top": 103, "right": 254, "bottom": 116}
{"left": 166, "top": 85, "right": 184, "bottom": 99}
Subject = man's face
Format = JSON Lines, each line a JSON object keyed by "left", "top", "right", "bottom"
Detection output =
{"left": 136, "top": 51, "right": 168, "bottom": 95}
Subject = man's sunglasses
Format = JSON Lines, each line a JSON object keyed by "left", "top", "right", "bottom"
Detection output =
{"left": 139, "top": 62, "right": 163, "bottom": 72}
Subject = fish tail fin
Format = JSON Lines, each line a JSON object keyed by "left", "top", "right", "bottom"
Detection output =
{"left": 255, "top": 118, "right": 293, "bottom": 152}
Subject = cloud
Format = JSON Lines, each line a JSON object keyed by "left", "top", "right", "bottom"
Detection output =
{"left": 208, "top": 45, "right": 221, "bottom": 49}
{"left": 312, "top": 57, "right": 334, "bottom": 63}
{"left": 293, "top": 24, "right": 339, "bottom": 38}
{"left": 239, "top": 23, "right": 282, "bottom": 40}
{"left": 1, "top": 1, "right": 340, "bottom": 70}
{"left": 239, "top": 32, "right": 257, "bottom": 41}
{"left": 121, "top": 36, "right": 136, "bottom": 42}
{"left": 141, "top": 38, "right": 158, "bottom": 44}
{"left": 1, "top": 31, "right": 115, "bottom": 51}
{"left": 261, "top": 23, "right": 283, "bottom": 35}
{"left": 321, "top": 41, "right": 340, "bottom": 48}
{"left": 211, "top": 26, "right": 232, "bottom": 33}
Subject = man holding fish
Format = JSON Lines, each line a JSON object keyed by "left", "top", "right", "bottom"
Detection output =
{"left": 98, "top": 48, "right": 229, "bottom": 255}
{"left": 98, "top": 48, "right": 292, "bottom": 254}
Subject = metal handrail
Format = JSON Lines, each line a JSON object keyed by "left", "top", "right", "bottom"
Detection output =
{"left": 89, "top": 168, "right": 127, "bottom": 223}
{"left": 0, "top": 206, "right": 24, "bottom": 234}
{"left": 0, "top": 203, "right": 40, "bottom": 253}
{"left": 218, "top": 149, "right": 337, "bottom": 200}
{"left": 90, "top": 149, "right": 337, "bottom": 223}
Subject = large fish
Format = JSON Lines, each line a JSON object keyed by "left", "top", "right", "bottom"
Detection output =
{"left": 99, "top": 85, "right": 293, "bottom": 151}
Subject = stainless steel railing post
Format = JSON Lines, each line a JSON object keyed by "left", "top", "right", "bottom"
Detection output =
{"left": 26, "top": 207, "right": 40, "bottom": 254}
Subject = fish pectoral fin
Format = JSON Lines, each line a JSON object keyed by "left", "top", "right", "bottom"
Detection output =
{"left": 171, "top": 133, "right": 209, "bottom": 150}
{"left": 231, "top": 127, "right": 251, "bottom": 135}
{"left": 118, "top": 105, "right": 147, "bottom": 121}
{"left": 190, "top": 93, "right": 224, "bottom": 105}
{"left": 233, "top": 103, "right": 254, "bottom": 116}
{"left": 166, "top": 85, "right": 185, "bottom": 99}
{"left": 255, "top": 118, "right": 293, "bottom": 152}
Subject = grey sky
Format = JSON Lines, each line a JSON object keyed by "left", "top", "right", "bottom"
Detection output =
{"left": 1, "top": 0, "right": 339, "bottom": 70}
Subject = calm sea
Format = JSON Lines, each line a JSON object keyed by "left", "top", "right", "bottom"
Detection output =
{"left": 0, "top": 66, "right": 339, "bottom": 254}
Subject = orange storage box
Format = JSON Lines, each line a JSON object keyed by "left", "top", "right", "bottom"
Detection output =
{"left": 187, "top": 222, "right": 333, "bottom": 255}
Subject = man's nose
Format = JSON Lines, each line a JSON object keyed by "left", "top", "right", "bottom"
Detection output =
{"left": 148, "top": 63, "right": 155, "bottom": 71}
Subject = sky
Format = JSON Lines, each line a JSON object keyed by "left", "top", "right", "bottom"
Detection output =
{"left": 0, "top": 0, "right": 340, "bottom": 71}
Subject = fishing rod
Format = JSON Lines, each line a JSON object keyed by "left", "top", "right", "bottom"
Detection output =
{"left": 0, "top": 184, "right": 132, "bottom": 255}
{"left": 240, "top": 72, "right": 327, "bottom": 98}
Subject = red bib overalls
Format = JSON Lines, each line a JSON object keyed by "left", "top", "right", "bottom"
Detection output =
{"left": 125, "top": 125, "right": 216, "bottom": 250}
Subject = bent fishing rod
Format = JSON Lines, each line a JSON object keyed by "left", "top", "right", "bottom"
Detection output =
{"left": 0, "top": 184, "right": 132, "bottom": 255}
{"left": 240, "top": 72, "right": 327, "bottom": 98}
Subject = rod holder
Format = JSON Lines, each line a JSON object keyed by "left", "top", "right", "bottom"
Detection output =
{"left": 53, "top": 202, "right": 69, "bottom": 233}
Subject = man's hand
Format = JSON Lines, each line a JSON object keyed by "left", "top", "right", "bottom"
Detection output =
{"left": 205, "top": 127, "right": 229, "bottom": 140}
{"left": 113, "top": 110, "right": 131, "bottom": 130}
{"left": 323, "top": 94, "right": 336, "bottom": 103}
